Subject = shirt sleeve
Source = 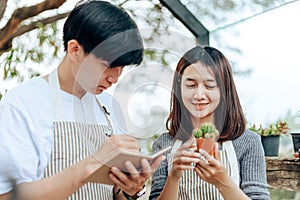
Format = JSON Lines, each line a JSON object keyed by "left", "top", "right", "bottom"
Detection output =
{"left": 0, "top": 103, "right": 40, "bottom": 194}
{"left": 149, "top": 137, "right": 169, "bottom": 200}
{"left": 238, "top": 131, "right": 271, "bottom": 200}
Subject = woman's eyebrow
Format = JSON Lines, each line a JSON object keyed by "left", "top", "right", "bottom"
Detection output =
{"left": 185, "top": 78, "right": 196, "bottom": 81}
{"left": 185, "top": 77, "right": 215, "bottom": 82}
{"left": 205, "top": 79, "right": 216, "bottom": 82}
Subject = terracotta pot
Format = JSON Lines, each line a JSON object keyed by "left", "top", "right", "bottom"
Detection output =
{"left": 196, "top": 138, "right": 215, "bottom": 156}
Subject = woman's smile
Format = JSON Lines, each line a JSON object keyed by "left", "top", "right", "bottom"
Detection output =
{"left": 192, "top": 102, "right": 209, "bottom": 110}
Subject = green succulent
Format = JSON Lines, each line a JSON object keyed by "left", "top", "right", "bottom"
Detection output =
{"left": 249, "top": 121, "right": 289, "bottom": 137}
{"left": 193, "top": 123, "right": 219, "bottom": 138}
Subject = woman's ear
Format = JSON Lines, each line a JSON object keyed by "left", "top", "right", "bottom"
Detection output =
{"left": 67, "top": 39, "right": 85, "bottom": 63}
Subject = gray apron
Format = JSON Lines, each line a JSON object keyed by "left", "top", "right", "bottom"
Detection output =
{"left": 43, "top": 69, "right": 114, "bottom": 199}
{"left": 168, "top": 140, "right": 239, "bottom": 200}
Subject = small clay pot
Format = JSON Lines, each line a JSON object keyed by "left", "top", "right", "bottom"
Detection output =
{"left": 196, "top": 138, "right": 216, "bottom": 156}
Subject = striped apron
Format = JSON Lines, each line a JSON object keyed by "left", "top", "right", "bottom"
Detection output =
{"left": 43, "top": 69, "right": 114, "bottom": 199}
{"left": 168, "top": 140, "right": 239, "bottom": 200}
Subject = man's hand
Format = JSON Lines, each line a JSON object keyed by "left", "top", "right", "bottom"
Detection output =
{"left": 108, "top": 154, "right": 165, "bottom": 196}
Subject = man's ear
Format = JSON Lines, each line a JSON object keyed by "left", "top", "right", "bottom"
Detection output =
{"left": 67, "top": 39, "right": 85, "bottom": 62}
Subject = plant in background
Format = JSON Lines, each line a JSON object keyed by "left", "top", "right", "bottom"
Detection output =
{"left": 193, "top": 123, "right": 219, "bottom": 138}
{"left": 249, "top": 121, "right": 289, "bottom": 137}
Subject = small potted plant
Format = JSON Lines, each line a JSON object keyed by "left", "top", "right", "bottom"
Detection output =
{"left": 193, "top": 123, "right": 219, "bottom": 156}
{"left": 249, "top": 121, "right": 289, "bottom": 156}
{"left": 290, "top": 111, "right": 300, "bottom": 158}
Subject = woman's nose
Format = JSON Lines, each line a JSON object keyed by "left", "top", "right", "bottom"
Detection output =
{"left": 194, "top": 85, "right": 205, "bottom": 98}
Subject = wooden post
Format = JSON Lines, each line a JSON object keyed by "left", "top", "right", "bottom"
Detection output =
{"left": 265, "top": 157, "right": 300, "bottom": 191}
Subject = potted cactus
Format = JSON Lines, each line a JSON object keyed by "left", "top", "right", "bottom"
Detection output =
{"left": 193, "top": 123, "right": 219, "bottom": 156}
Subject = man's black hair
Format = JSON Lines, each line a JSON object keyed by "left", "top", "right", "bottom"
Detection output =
{"left": 63, "top": 1, "right": 143, "bottom": 67}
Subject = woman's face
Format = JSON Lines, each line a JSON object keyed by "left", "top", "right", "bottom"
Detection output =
{"left": 181, "top": 62, "right": 220, "bottom": 126}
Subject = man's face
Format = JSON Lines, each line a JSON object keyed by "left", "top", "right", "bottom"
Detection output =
{"left": 75, "top": 53, "right": 123, "bottom": 95}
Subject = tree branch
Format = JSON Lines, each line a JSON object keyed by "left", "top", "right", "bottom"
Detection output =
{"left": 119, "top": 0, "right": 131, "bottom": 7}
{"left": 0, "top": 0, "right": 67, "bottom": 52}
{"left": 0, "top": 12, "right": 69, "bottom": 55}
{"left": 0, "top": 0, "right": 8, "bottom": 20}
{"left": 13, "top": 12, "right": 70, "bottom": 38}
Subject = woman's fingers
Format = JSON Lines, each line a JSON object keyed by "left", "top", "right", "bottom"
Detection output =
{"left": 194, "top": 164, "right": 211, "bottom": 180}
{"left": 173, "top": 150, "right": 201, "bottom": 172}
{"left": 214, "top": 143, "right": 220, "bottom": 161}
{"left": 199, "top": 149, "right": 218, "bottom": 167}
{"left": 174, "top": 150, "right": 200, "bottom": 162}
{"left": 174, "top": 156, "right": 200, "bottom": 166}
{"left": 170, "top": 137, "right": 200, "bottom": 178}
{"left": 180, "top": 137, "right": 197, "bottom": 150}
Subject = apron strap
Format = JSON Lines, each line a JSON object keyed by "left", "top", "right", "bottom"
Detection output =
{"left": 222, "top": 141, "right": 240, "bottom": 186}
{"left": 171, "top": 139, "right": 182, "bottom": 154}
{"left": 95, "top": 97, "right": 114, "bottom": 136}
{"left": 48, "top": 68, "right": 114, "bottom": 136}
{"left": 167, "top": 139, "right": 182, "bottom": 172}
{"left": 49, "top": 69, "right": 65, "bottom": 121}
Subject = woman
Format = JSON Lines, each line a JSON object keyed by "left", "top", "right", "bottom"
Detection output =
{"left": 149, "top": 46, "right": 270, "bottom": 200}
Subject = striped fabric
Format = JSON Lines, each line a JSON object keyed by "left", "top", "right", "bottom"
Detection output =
{"left": 167, "top": 143, "right": 231, "bottom": 200}
{"left": 44, "top": 122, "right": 114, "bottom": 200}
{"left": 150, "top": 132, "right": 271, "bottom": 200}
{"left": 180, "top": 149, "right": 229, "bottom": 200}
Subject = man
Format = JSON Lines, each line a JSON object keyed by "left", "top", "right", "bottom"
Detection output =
{"left": 0, "top": 1, "right": 164, "bottom": 199}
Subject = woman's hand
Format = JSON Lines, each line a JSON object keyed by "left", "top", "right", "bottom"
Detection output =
{"left": 194, "top": 144, "right": 251, "bottom": 200}
{"left": 170, "top": 137, "right": 201, "bottom": 179}
{"left": 194, "top": 144, "right": 231, "bottom": 188}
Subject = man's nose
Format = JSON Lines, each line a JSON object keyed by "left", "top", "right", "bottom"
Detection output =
{"left": 107, "top": 67, "right": 122, "bottom": 83}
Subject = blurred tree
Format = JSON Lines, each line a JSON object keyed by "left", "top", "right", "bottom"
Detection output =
{"left": 0, "top": 0, "right": 288, "bottom": 98}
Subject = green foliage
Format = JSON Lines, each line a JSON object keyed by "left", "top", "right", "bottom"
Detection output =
{"left": 193, "top": 123, "right": 219, "bottom": 138}
{"left": 269, "top": 188, "right": 298, "bottom": 200}
{"left": 249, "top": 121, "right": 289, "bottom": 137}
{"left": 0, "top": 0, "right": 286, "bottom": 98}
{"left": 3, "top": 49, "right": 19, "bottom": 80}
{"left": 0, "top": 21, "right": 61, "bottom": 83}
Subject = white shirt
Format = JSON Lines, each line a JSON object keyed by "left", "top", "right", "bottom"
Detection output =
{"left": 0, "top": 77, "right": 126, "bottom": 194}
